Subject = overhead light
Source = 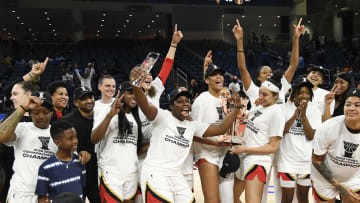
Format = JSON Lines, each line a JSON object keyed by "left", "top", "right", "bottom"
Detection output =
{"left": 155, "top": 14, "right": 159, "bottom": 18}
{"left": 129, "top": 14, "right": 133, "bottom": 17}
{"left": 97, "top": 30, "right": 100, "bottom": 33}
{"left": 12, "top": 10, "right": 16, "bottom": 13}
{"left": 355, "top": 12, "right": 359, "bottom": 16}
{"left": 259, "top": 24, "right": 262, "bottom": 27}
{"left": 52, "top": 29, "right": 56, "bottom": 32}
{"left": 147, "top": 25, "right": 151, "bottom": 28}
{"left": 102, "top": 13, "right": 106, "bottom": 16}
{"left": 101, "top": 19, "right": 104, "bottom": 22}
{"left": 54, "top": 33, "right": 57, "bottom": 36}
{"left": 273, "top": 24, "right": 277, "bottom": 27}
{"left": 158, "top": 30, "right": 161, "bottom": 33}
{"left": 117, "top": 30, "right": 120, "bottom": 33}
{"left": 126, "top": 19, "right": 130, "bottom": 23}
{"left": 16, "top": 16, "right": 20, "bottom": 19}
{"left": 115, "top": 34, "right": 119, "bottom": 37}
{"left": 8, "top": 32, "right": 11, "bottom": 35}
{"left": 100, "top": 24, "right": 103, "bottom": 27}
{"left": 123, "top": 24, "right": 127, "bottom": 28}
{"left": 227, "top": 23, "right": 230, "bottom": 26}
{"left": 44, "top": 11, "right": 48, "bottom": 15}
{"left": 49, "top": 23, "right": 52, "bottom": 26}
{"left": 307, "top": 20, "right": 311, "bottom": 23}
{"left": 32, "top": 33, "right": 35, "bottom": 36}
{"left": 46, "top": 17, "right": 50, "bottom": 21}
{"left": 35, "top": 38, "right": 38, "bottom": 41}
{"left": 151, "top": 20, "right": 155, "bottom": 23}
{"left": 28, "top": 28, "right": 32, "bottom": 31}
{"left": 21, "top": 22, "right": 24, "bottom": 25}
{"left": 242, "top": 15, "right": 245, "bottom": 18}
{"left": 277, "top": 16, "right": 280, "bottom": 18}
{"left": 138, "top": 30, "right": 142, "bottom": 33}
{"left": 258, "top": 15, "right": 262, "bottom": 18}
{"left": 96, "top": 34, "right": 99, "bottom": 37}
{"left": 2, "top": 28, "right": 6, "bottom": 31}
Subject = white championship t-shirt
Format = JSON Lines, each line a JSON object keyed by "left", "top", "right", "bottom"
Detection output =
{"left": 278, "top": 102, "right": 322, "bottom": 174}
{"left": 191, "top": 91, "right": 225, "bottom": 158}
{"left": 143, "top": 109, "right": 209, "bottom": 176}
{"left": 242, "top": 104, "right": 285, "bottom": 168}
{"left": 312, "top": 87, "right": 335, "bottom": 116}
{"left": 312, "top": 116, "right": 360, "bottom": 182}
{"left": 5, "top": 122, "right": 57, "bottom": 193}
{"left": 244, "top": 76, "right": 291, "bottom": 111}
{"left": 93, "top": 112, "right": 138, "bottom": 178}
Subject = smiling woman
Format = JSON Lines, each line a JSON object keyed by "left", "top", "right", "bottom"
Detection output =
{"left": 47, "top": 81, "right": 70, "bottom": 123}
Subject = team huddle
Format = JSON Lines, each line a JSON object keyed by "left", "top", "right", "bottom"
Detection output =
{"left": 0, "top": 18, "right": 359, "bottom": 203}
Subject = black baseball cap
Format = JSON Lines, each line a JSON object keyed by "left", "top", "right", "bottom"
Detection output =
{"left": 169, "top": 88, "right": 192, "bottom": 104}
{"left": 204, "top": 64, "right": 225, "bottom": 78}
{"left": 308, "top": 64, "right": 326, "bottom": 77}
{"left": 31, "top": 91, "right": 53, "bottom": 110}
{"left": 73, "top": 86, "right": 94, "bottom": 100}
{"left": 219, "top": 151, "right": 240, "bottom": 178}
{"left": 119, "top": 81, "right": 133, "bottom": 94}
{"left": 293, "top": 78, "right": 314, "bottom": 89}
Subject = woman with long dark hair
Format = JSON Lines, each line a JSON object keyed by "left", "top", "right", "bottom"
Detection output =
{"left": 91, "top": 81, "right": 143, "bottom": 203}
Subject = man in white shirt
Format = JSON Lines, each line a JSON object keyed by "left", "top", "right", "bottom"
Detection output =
{"left": 312, "top": 88, "right": 360, "bottom": 202}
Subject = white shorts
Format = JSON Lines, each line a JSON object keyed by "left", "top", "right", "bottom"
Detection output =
{"left": 183, "top": 174, "right": 193, "bottom": 190}
{"left": 99, "top": 169, "right": 138, "bottom": 202}
{"left": 312, "top": 169, "right": 360, "bottom": 201}
{"left": 140, "top": 168, "right": 194, "bottom": 203}
{"left": 235, "top": 154, "right": 246, "bottom": 180}
{"left": 239, "top": 162, "right": 271, "bottom": 183}
{"left": 6, "top": 187, "right": 37, "bottom": 203}
{"left": 278, "top": 172, "right": 311, "bottom": 188}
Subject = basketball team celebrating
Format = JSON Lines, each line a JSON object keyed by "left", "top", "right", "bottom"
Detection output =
{"left": 0, "top": 18, "right": 359, "bottom": 203}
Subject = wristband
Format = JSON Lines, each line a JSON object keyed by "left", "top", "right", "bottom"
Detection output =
{"left": 170, "top": 45, "right": 177, "bottom": 48}
{"left": 237, "top": 50, "right": 244, "bottom": 53}
{"left": 19, "top": 105, "right": 28, "bottom": 112}
{"left": 28, "top": 72, "right": 34, "bottom": 78}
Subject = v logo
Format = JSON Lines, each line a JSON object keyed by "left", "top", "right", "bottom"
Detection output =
{"left": 177, "top": 127, "right": 186, "bottom": 137}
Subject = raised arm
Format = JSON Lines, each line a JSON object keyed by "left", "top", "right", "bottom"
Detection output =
{"left": 91, "top": 91, "right": 123, "bottom": 144}
{"left": 158, "top": 24, "right": 183, "bottom": 85}
{"left": 284, "top": 18, "right": 303, "bottom": 83}
{"left": 203, "top": 50, "right": 213, "bottom": 80}
{"left": 233, "top": 19, "right": 252, "bottom": 90}
{"left": 323, "top": 85, "right": 337, "bottom": 122}
{"left": 130, "top": 67, "right": 158, "bottom": 121}
{"left": 0, "top": 96, "right": 44, "bottom": 143}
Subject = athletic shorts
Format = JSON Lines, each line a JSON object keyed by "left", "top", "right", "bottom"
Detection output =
{"left": 278, "top": 172, "right": 311, "bottom": 188}
{"left": 240, "top": 162, "right": 270, "bottom": 184}
{"left": 99, "top": 170, "right": 137, "bottom": 203}
{"left": 234, "top": 154, "right": 246, "bottom": 180}
{"left": 195, "top": 153, "right": 222, "bottom": 167}
{"left": 140, "top": 168, "right": 194, "bottom": 203}
{"left": 183, "top": 174, "right": 193, "bottom": 190}
{"left": 312, "top": 171, "right": 360, "bottom": 201}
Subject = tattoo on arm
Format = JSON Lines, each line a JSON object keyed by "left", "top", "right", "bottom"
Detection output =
{"left": 313, "top": 159, "right": 338, "bottom": 187}
{"left": 0, "top": 109, "right": 23, "bottom": 143}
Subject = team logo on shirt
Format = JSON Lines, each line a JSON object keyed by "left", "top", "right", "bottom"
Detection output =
{"left": 38, "top": 136, "right": 50, "bottom": 150}
{"left": 216, "top": 107, "right": 224, "bottom": 120}
{"left": 295, "top": 117, "right": 303, "bottom": 128}
{"left": 176, "top": 127, "right": 186, "bottom": 138}
{"left": 343, "top": 141, "right": 359, "bottom": 158}
{"left": 249, "top": 111, "right": 263, "bottom": 122}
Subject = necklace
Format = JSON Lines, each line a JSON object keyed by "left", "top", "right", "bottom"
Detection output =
{"left": 55, "top": 153, "right": 74, "bottom": 169}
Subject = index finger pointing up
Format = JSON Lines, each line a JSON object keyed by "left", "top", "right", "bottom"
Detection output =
{"left": 236, "top": 19, "right": 241, "bottom": 27}
{"left": 297, "top": 18, "right": 303, "bottom": 27}
{"left": 43, "top": 57, "right": 49, "bottom": 66}
{"left": 174, "top": 24, "right": 177, "bottom": 33}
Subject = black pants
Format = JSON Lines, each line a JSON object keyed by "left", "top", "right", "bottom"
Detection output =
{"left": 0, "top": 145, "right": 14, "bottom": 203}
{"left": 84, "top": 155, "right": 101, "bottom": 203}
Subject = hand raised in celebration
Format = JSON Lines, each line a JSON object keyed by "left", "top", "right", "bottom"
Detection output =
{"left": 109, "top": 91, "right": 124, "bottom": 117}
{"left": 325, "top": 84, "right": 337, "bottom": 105}
{"left": 22, "top": 96, "right": 44, "bottom": 112}
{"left": 171, "top": 24, "right": 183, "bottom": 46}
{"left": 31, "top": 57, "right": 49, "bottom": 76}
{"left": 232, "top": 19, "right": 244, "bottom": 41}
{"left": 298, "top": 99, "right": 308, "bottom": 118}
{"left": 231, "top": 87, "right": 243, "bottom": 109}
{"left": 293, "top": 18, "right": 305, "bottom": 39}
{"left": 204, "top": 50, "right": 213, "bottom": 67}
{"left": 130, "top": 65, "right": 148, "bottom": 86}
